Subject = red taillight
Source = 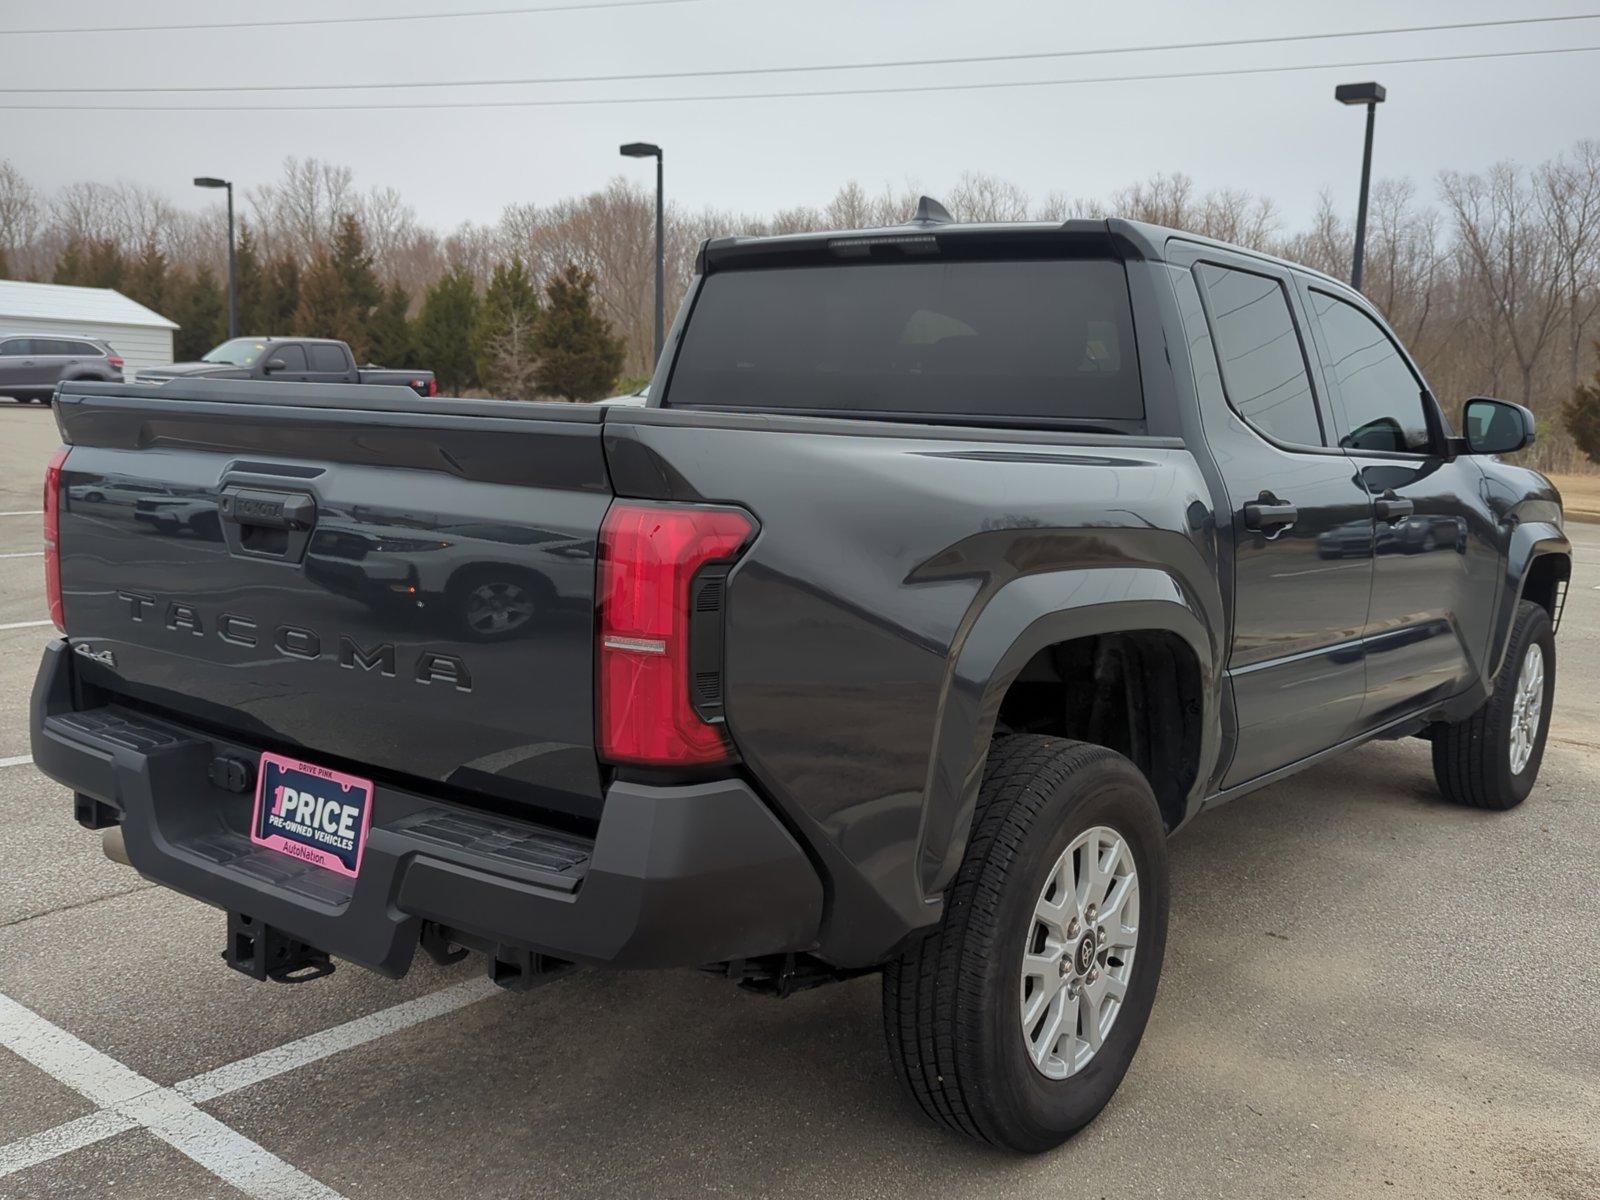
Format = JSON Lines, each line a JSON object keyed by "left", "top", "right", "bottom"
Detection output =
{"left": 44, "top": 446, "right": 69, "bottom": 632}
{"left": 597, "top": 502, "right": 755, "bottom": 766}
{"left": 106, "top": 356, "right": 125, "bottom": 369}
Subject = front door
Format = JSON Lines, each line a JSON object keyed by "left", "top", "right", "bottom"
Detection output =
{"left": 1298, "top": 285, "right": 1503, "bottom": 725}
{"left": 1173, "top": 252, "right": 1375, "bottom": 787}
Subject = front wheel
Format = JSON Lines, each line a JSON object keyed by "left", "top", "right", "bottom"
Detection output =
{"left": 882, "top": 736, "right": 1169, "bottom": 1152}
{"left": 1432, "top": 600, "right": 1555, "bottom": 810}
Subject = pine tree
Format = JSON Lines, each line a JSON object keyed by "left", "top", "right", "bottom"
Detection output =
{"left": 1565, "top": 348, "right": 1600, "bottom": 465}
{"left": 533, "top": 264, "right": 625, "bottom": 402}
{"left": 416, "top": 267, "right": 480, "bottom": 395}
{"left": 367, "top": 282, "right": 414, "bottom": 368}
{"left": 83, "top": 238, "right": 128, "bottom": 290}
{"left": 293, "top": 214, "right": 381, "bottom": 355}
{"left": 294, "top": 251, "right": 358, "bottom": 345}
{"left": 123, "top": 241, "right": 169, "bottom": 315}
{"left": 171, "top": 267, "right": 227, "bottom": 360}
{"left": 471, "top": 259, "right": 539, "bottom": 397}
{"left": 263, "top": 258, "right": 301, "bottom": 332}
{"left": 233, "top": 223, "right": 266, "bottom": 335}
{"left": 52, "top": 238, "right": 88, "bottom": 285}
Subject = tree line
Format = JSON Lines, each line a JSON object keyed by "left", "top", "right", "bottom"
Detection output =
{"left": 3, "top": 148, "right": 1600, "bottom": 462}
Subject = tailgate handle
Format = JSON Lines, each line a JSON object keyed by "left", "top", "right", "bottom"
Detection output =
{"left": 221, "top": 488, "right": 316, "bottom": 530}
{"left": 219, "top": 487, "right": 316, "bottom": 562}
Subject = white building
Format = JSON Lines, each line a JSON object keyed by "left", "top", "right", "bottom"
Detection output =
{"left": 0, "top": 279, "right": 177, "bottom": 376}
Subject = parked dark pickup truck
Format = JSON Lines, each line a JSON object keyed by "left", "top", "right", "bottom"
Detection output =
{"left": 135, "top": 336, "right": 436, "bottom": 395}
{"left": 33, "top": 209, "right": 1570, "bottom": 1153}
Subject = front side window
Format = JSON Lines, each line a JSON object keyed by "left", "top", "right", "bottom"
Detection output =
{"left": 666, "top": 258, "right": 1143, "bottom": 423}
{"left": 273, "top": 344, "right": 309, "bottom": 371}
{"left": 1308, "top": 290, "right": 1433, "bottom": 454}
{"left": 0, "top": 339, "right": 29, "bottom": 357}
{"left": 1194, "top": 264, "right": 1323, "bottom": 447}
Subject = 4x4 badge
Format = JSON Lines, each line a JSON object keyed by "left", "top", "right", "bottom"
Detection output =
{"left": 72, "top": 643, "right": 116, "bottom": 668}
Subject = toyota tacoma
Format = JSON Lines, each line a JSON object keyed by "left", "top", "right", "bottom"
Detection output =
{"left": 31, "top": 205, "right": 1570, "bottom": 1152}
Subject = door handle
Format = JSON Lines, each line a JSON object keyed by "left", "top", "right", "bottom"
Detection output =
{"left": 1373, "top": 491, "right": 1414, "bottom": 522}
{"left": 1242, "top": 498, "right": 1298, "bottom": 535}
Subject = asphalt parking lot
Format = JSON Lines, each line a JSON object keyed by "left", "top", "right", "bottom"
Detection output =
{"left": 0, "top": 400, "right": 1595, "bottom": 1199}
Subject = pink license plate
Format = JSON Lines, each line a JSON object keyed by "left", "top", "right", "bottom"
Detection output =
{"left": 250, "top": 752, "right": 373, "bottom": 878}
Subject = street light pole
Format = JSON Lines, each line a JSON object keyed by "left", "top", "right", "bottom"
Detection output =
{"left": 1335, "top": 82, "right": 1386, "bottom": 292}
{"left": 193, "top": 176, "right": 236, "bottom": 338}
{"left": 620, "top": 142, "right": 665, "bottom": 363}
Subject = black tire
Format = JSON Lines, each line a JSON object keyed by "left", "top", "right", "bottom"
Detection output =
{"left": 882, "top": 736, "right": 1169, "bottom": 1152}
{"left": 1432, "top": 600, "right": 1555, "bottom": 810}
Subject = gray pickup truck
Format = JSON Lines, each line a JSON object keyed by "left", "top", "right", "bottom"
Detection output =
{"left": 135, "top": 335, "right": 436, "bottom": 395}
{"left": 32, "top": 207, "right": 1569, "bottom": 1152}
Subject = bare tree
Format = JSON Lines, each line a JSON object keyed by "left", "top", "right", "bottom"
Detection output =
{"left": 1537, "top": 140, "right": 1600, "bottom": 391}
{"left": 0, "top": 161, "right": 43, "bottom": 276}
{"left": 1441, "top": 162, "right": 1567, "bottom": 409}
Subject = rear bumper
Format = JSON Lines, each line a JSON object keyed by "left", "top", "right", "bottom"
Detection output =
{"left": 30, "top": 640, "right": 823, "bottom": 976}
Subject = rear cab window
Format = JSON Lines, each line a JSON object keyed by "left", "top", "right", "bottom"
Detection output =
{"left": 662, "top": 251, "right": 1144, "bottom": 429}
{"left": 1193, "top": 263, "right": 1325, "bottom": 448}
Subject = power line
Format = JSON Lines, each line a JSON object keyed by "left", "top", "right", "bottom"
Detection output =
{"left": 0, "top": 0, "right": 692, "bottom": 37}
{"left": 1, "top": 11, "right": 1594, "bottom": 93}
{"left": 4, "top": 42, "right": 1598, "bottom": 111}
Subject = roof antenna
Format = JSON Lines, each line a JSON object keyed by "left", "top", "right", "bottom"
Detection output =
{"left": 907, "top": 195, "right": 954, "bottom": 226}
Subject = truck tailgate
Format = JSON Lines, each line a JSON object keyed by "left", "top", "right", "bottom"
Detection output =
{"left": 52, "top": 379, "right": 610, "bottom": 821}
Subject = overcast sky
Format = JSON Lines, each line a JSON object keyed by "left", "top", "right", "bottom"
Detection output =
{"left": 4, "top": 0, "right": 1600, "bottom": 233}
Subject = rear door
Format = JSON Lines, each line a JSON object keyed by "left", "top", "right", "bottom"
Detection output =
{"left": 304, "top": 342, "right": 356, "bottom": 383}
{"left": 53, "top": 382, "right": 613, "bottom": 821}
{"left": 1170, "top": 245, "right": 1374, "bottom": 786}
{"left": 1297, "top": 282, "right": 1502, "bottom": 723}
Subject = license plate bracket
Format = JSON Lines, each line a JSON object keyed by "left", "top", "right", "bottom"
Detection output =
{"left": 250, "top": 752, "right": 373, "bottom": 878}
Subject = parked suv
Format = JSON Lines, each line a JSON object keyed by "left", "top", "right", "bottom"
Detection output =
{"left": 0, "top": 334, "right": 123, "bottom": 403}
{"left": 33, "top": 207, "right": 1569, "bottom": 1153}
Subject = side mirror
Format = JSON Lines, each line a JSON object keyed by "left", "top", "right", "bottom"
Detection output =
{"left": 1461, "top": 397, "right": 1535, "bottom": 456}
{"left": 264, "top": 358, "right": 287, "bottom": 373}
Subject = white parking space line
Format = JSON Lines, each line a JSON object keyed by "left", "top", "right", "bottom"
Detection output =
{"left": 0, "top": 1111, "right": 138, "bottom": 1177}
{"left": 0, "top": 991, "right": 345, "bottom": 1198}
{"left": 0, "top": 755, "right": 33, "bottom": 768}
{"left": 178, "top": 976, "right": 498, "bottom": 1103}
{"left": 0, "top": 551, "right": 42, "bottom": 559}
{"left": 0, "top": 510, "right": 41, "bottom": 517}
{"left": 0, "top": 619, "right": 52, "bottom": 630}
{"left": 0, "top": 977, "right": 499, "bottom": 1191}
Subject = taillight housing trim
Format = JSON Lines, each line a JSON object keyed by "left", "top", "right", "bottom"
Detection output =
{"left": 44, "top": 445, "right": 69, "bottom": 632}
{"left": 597, "top": 500, "right": 756, "bottom": 767}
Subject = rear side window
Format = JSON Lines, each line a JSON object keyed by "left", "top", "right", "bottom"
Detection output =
{"left": 1195, "top": 263, "right": 1323, "bottom": 447}
{"left": 665, "top": 259, "right": 1142, "bottom": 423}
{"left": 309, "top": 344, "right": 347, "bottom": 372}
{"left": 0, "top": 339, "right": 31, "bottom": 356}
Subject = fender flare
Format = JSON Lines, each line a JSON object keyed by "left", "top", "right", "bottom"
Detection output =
{"left": 916, "top": 565, "right": 1222, "bottom": 899}
{"left": 1488, "top": 522, "right": 1570, "bottom": 680}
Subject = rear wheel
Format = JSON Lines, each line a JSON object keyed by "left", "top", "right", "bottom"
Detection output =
{"left": 882, "top": 736, "right": 1169, "bottom": 1152}
{"left": 1431, "top": 600, "right": 1555, "bottom": 810}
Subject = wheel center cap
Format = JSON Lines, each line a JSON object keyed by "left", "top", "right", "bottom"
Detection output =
{"left": 1075, "top": 933, "right": 1097, "bottom": 975}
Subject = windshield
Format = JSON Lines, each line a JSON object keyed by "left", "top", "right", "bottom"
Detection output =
{"left": 201, "top": 338, "right": 270, "bottom": 366}
{"left": 665, "top": 258, "right": 1142, "bottom": 423}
